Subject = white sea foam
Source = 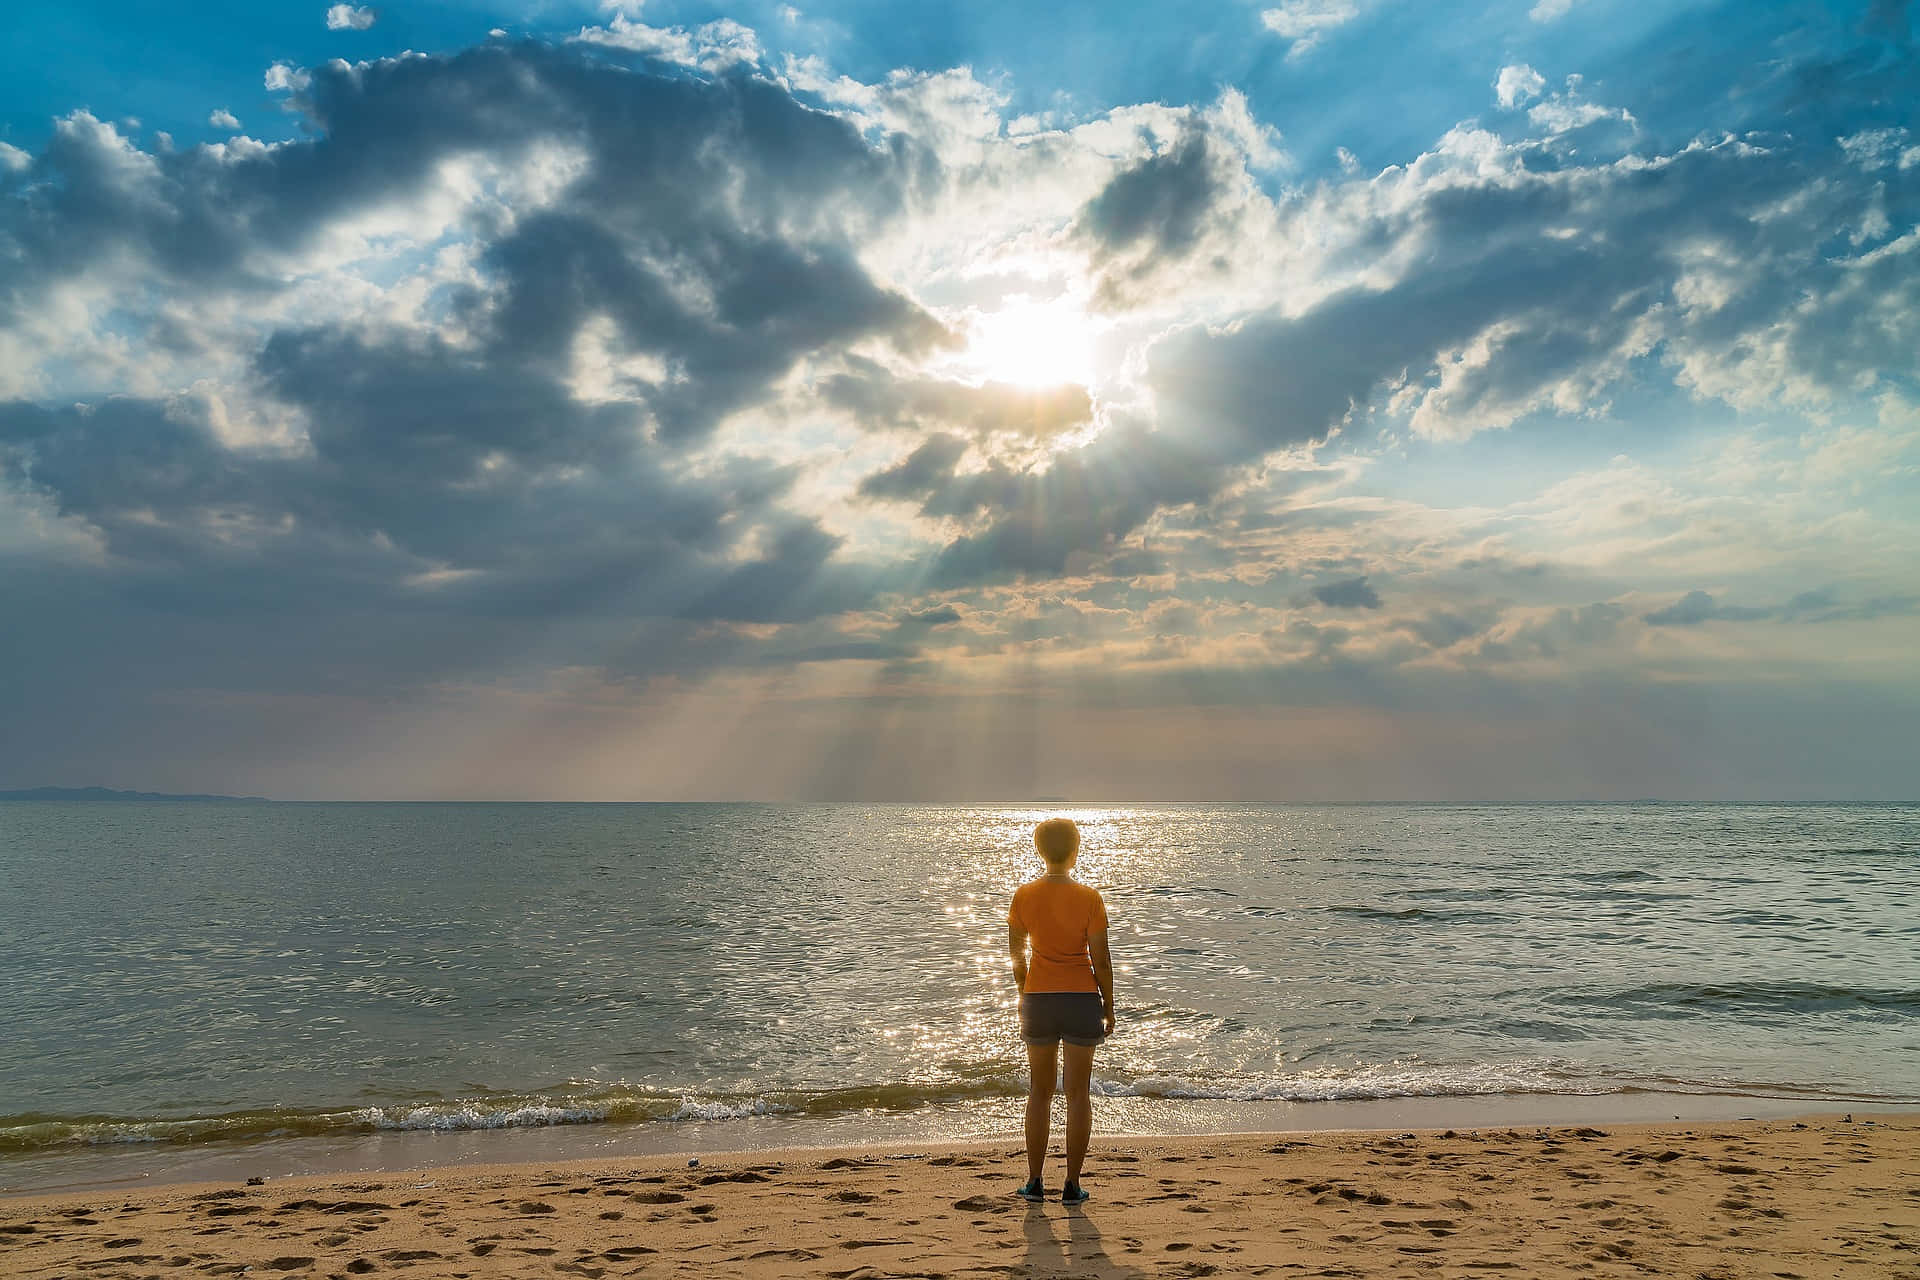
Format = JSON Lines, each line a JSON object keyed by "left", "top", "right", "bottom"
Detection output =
{"left": 1092, "top": 1059, "right": 1608, "bottom": 1102}
{"left": 361, "top": 1101, "right": 613, "bottom": 1130}
{"left": 668, "top": 1096, "right": 797, "bottom": 1122}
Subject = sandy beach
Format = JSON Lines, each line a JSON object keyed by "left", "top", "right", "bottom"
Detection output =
{"left": 3, "top": 1111, "right": 1914, "bottom": 1279}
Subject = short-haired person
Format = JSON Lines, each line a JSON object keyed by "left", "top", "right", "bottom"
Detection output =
{"left": 1007, "top": 817, "right": 1114, "bottom": 1205}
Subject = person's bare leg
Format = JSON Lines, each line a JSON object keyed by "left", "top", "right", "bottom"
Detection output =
{"left": 1024, "top": 1043, "right": 1057, "bottom": 1183}
{"left": 1062, "top": 1041, "right": 1095, "bottom": 1185}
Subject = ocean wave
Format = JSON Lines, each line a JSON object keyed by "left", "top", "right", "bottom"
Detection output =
{"left": 9, "top": 1059, "right": 1899, "bottom": 1155}
{"left": 0, "top": 1079, "right": 1019, "bottom": 1153}
{"left": 0, "top": 1090, "right": 758, "bottom": 1152}
{"left": 1553, "top": 981, "right": 1920, "bottom": 1018}
{"left": 1317, "top": 905, "right": 1502, "bottom": 923}
{"left": 1091, "top": 1060, "right": 1608, "bottom": 1102}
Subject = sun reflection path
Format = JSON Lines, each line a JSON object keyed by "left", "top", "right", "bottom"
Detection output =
{"left": 923, "top": 806, "right": 1183, "bottom": 1075}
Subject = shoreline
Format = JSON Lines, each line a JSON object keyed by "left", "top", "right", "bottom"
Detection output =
{"left": 5, "top": 1088, "right": 1911, "bottom": 1199}
{"left": 3, "top": 1111, "right": 1914, "bottom": 1279}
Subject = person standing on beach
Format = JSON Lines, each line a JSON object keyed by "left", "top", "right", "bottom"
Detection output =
{"left": 1008, "top": 817, "right": 1115, "bottom": 1205}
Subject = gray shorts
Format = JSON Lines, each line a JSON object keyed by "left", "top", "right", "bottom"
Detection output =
{"left": 1019, "top": 992, "right": 1106, "bottom": 1047}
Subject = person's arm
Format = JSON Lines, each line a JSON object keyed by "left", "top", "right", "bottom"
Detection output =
{"left": 1090, "top": 929, "right": 1115, "bottom": 1034}
{"left": 1008, "top": 923, "right": 1029, "bottom": 995}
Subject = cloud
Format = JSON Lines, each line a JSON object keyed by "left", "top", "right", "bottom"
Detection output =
{"left": 858, "top": 434, "right": 972, "bottom": 504}
{"left": 1529, "top": 0, "right": 1579, "bottom": 21}
{"left": 1260, "top": 0, "right": 1359, "bottom": 58}
{"left": 1483, "top": 602, "right": 1628, "bottom": 660}
{"left": 1643, "top": 586, "right": 1918, "bottom": 626}
{"left": 0, "top": 44, "right": 952, "bottom": 645}
{"left": 822, "top": 364, "right": 1089, "bottom": 439}
{"left": 844, "top": 73, "right": 1917, "bottom": 589}
{"left": 1642, "top": 589, "right": 1719, "bottom": 625}
{"left": 1076, "top": 130, "right": 1239, "bottom": 306}
{"left": 1079, "top": 131, "right": 1221, "bottom": 258}
{"left": 1, "top": 23, "right": 1916, "bottom": 797}
{"left": 264, "top": 62, "right": 311, "bottom": 92}
{"left": 575, "top": 14, "right": 762, "bottom": 71}
{"left": 1311, "top": 576, "right": 1382, "bottom": 608}
{"left": 325, "top": 4, "right": 376, "bottom": 31}
{"left": 207, "top": 108, "right": 241, "bottom": 131}
{"left": 1494, "top": 64, "right": 1547, "bottom": 110}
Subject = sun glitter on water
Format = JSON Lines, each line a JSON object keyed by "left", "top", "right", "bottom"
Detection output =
{"left": 957, "top": 296, "right": 1098, "bottom": 389}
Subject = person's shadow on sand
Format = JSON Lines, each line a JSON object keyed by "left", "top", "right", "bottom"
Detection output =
{"left": 1022, "top": 1202, "right": 1147, "bottom": 1279}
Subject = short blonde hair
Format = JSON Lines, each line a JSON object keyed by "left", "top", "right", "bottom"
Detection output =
{"left": 1032, "top": 817, "right": 1080, "bottom": 867}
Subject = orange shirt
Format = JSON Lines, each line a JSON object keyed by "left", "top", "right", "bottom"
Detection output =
{"left": 1008, "top": 878, "right": 1109, "bottom": 994}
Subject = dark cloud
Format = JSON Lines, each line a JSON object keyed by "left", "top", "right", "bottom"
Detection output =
{"left": 1645, "top": 586, "right": 1918, "bottom": 626}
{"left": 1311, "top": 576, "right": 1382, "bottom": 609}
{"left": 1077, "top": 129, "right": 1236, "bottom": 308}
{"left": 922, "top": 421, "right": 1218, "bottom": 585}
{"left": 0, "top": 43, "right": 957, "bottom": 639}
{"left": 898, "top": 604, "right": 962, "bottom": 627}
{"left": 1641, "top": 590, "right": 1769, "bottom": 626}
{"left": 1079, "top": 131, "right": 1221, "bottom": 257}
{"left": 1399, "top": 608, "right": 1489, "bottom": 649}
{"left": 1644, "top": 590, "right": 1724, "bottom": 626}
{"left": 858, "top": 433, "right": 970, "bottom": 503}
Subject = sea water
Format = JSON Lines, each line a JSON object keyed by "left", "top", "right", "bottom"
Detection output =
{"left": 1, "top": 802, "right": 1914, "bottom": 1183}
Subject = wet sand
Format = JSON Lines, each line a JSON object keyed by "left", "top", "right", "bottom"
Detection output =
{"left": 3, "top": 1111, "right": 1914, "bottom": 1278}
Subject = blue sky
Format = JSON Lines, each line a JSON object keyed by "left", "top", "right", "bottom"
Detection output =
{"left": 0, "top": 1, "right": 1915, "bottom": 799}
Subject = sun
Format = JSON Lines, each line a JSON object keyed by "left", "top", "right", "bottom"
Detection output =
{"left": 956, "top": 296, "right": 1099, "bottom": 389}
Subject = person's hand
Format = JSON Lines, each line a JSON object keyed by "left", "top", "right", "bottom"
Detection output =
{"left": 1103, "top": 1006, "right": 1116, "bottom": 1036}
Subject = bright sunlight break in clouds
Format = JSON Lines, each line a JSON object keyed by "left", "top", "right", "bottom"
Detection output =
{"left": 0, "top": 1, "right": 1915, "bottom": 801}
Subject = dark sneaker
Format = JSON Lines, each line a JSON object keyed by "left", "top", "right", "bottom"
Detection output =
{"left": 1060, "top": 1181, "right": 1089, "bottom": 1205}
{"left": 1015, "top": 1177, "right": 1046, "bottom": 1202}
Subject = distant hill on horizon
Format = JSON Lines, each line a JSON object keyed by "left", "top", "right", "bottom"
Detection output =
{"left": 0, "top": 786, "right": 271, "bottom": 803}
